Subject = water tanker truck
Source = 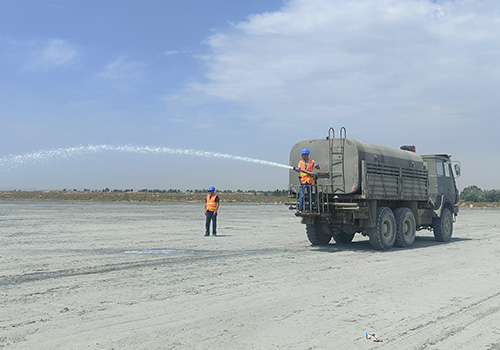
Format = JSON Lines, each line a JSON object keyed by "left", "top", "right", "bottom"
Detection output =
{"left": 289, "top": 127, "right": 461, "bottom": 250}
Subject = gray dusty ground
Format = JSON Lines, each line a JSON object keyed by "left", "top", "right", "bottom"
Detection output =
{"left": 1, "top": 200, "right": 500, "bottom": 349}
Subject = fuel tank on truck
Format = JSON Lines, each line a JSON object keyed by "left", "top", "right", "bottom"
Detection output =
{"left": 289, "top": 135, "right": 426, "bottom": 196}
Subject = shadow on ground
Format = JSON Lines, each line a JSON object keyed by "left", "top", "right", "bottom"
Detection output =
{"left": 310, "top": 235, "right": 472, "bottom": 253}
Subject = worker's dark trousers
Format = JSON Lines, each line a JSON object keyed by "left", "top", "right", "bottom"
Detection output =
{"left": 205, "top": 211, "right": 217, "bottom": 235}
{"left": 299, "top": 184, "right": 313, "bottom": 211}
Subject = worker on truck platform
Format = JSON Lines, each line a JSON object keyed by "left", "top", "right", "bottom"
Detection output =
{"left": 294, "top": 148, "right": 320, "bottom": 212}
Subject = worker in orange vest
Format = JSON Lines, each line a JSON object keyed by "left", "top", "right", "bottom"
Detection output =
{"left": 204, "top": 186, "right": 220, "bottom": 236}
{"left": 293, "top": 148, "right": 320, "bottom": 212}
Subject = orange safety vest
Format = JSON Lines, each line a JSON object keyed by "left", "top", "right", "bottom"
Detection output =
{"left": 206, "top": 194, "right": 218, "bottom": 212}
{"left": 299, "top": 159, "right": 315, "bottom": 184}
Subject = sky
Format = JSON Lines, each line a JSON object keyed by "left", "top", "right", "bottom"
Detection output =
{"left": 1, "top": 0, "right": 499, "bottom": 192}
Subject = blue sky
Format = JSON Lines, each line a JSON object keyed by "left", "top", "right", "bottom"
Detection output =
{"left": 1, "top": 0, "right": 499, "bottom": 191}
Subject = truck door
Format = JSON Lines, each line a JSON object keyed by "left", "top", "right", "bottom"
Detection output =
{"left": 435, "top": 158, "right": 459, "bottom": 205}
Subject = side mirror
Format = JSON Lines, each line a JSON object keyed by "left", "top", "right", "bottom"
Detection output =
{"left": 454, "top": 163, "right": 461, "bottom": 177}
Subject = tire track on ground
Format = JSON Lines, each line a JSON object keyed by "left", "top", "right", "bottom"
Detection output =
{"left": 0, "top": 248, "right": 300, "bottom": 286}
{"left": 370, "top": 291, "right": 500, "bottom": 349}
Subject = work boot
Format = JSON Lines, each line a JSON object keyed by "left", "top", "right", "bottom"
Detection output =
{"left": 204, "top": 233, "right": 209, "bottom": 236}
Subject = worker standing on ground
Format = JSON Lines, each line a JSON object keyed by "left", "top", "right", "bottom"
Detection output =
{"left": 205, "top": 186, "right": 219, "bottom": 236}
{"left": 294, "top": 148, "right": 320, "bottom": 212}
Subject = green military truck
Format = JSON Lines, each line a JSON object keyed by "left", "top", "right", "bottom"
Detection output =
{"left": 289, "top": 127, "right": 461, "bottom": 250}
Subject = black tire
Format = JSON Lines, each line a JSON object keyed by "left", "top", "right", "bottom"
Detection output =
{"left": 433, "top": 207, "right": 453, "bottom": 242}
{"left": 394, "top": 207, "right": 416, "bottom": 247}
{"left": 306, "top": 220, "right": 332, "bottom": 245}
{"left": 332, "top": 231, "right": 355, "bottom": 244}
{"left": 368, "top": 206, "right": 396, "bottom": 250}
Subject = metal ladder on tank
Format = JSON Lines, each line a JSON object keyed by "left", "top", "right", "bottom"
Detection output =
{"left": 328, "top": 127, "right": 346, "bottom": 194}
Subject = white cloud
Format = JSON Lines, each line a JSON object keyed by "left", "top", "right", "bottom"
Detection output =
{"left": 166, "top": 0, "right": 500, "bottom": 190}
{"left": 95, "top": 57, "right": 145, "bottom": 81}
{"left": 24, "top": 39, "right": 79, "bottom": 70}
{"left": 187, "top": 0, "right": 500, "bottom": 132}
{"left": 160, "top": 49, "right": 193, "bottom": 57}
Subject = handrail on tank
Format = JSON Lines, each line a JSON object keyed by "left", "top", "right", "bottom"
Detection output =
{"left": 327, "top": 126, "right": 348, "bottom": 194}
{"left": 339, "top": 127, "right": 346, "bottom": 147}
{"left": 327, "top": 126, "right": 346, "bottom": 142}
{"left": 328, "top": 127, "right": 334, "bottom": 190}
{"left": 328, "top": 127, "right": 335, "bottom": 140}
{"left": 339, "top": 127, "right": 347, "bottom": 192}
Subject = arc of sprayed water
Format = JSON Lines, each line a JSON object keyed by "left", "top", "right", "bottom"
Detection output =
{"left": 0, "top": 145, "right": 293, "bottom": 170}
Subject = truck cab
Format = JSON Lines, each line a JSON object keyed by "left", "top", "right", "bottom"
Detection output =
{"left": 422, "top": 155, "right": 460, "bottom": 216}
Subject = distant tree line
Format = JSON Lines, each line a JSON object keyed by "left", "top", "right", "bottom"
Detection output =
{"left": 61, "top": 188, "right": 288, "bottom": 196}
{"left": 460, "top": 185, "right": 500, "bottom": 202}
{"left": 58, "top": 186, "right": 500, "bottom": 202}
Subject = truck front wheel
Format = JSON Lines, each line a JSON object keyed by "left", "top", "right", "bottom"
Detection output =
{"left": 306, "top": 220, "right": 332, "bottom": 245}
{"left": 433, "top": 207, "right": 453, "bottom": 242}
{"left": 368, "top": 206, "right": 396, "bottom": 250}
{"left": 394, "top": 207, "right": 416, "bottom": 247}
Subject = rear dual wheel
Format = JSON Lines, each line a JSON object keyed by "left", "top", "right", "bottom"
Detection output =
{"left": 306, "top": 221, "right": 332, "bottom": 245}
{"left": 368, "top": 207, "right": 396, "bottom": 250}
{"left": 332, "top": 231, "right": 355, "bottom": 244}
{"left": 394, "top": 207, "right": 416, "bottom": 247}
{"left": 306, "top": 221, "right": 354, "bottom": 246}
{"left": 322, "top": 222, "right": 354, "bottom": 244}
{"left": 369, "top": 207, "right": 417, "bottom": 250}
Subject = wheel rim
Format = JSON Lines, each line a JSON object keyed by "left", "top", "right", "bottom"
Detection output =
{"left": 383, "top": 219, "right": 393, "bottom": 239}
{"left": 403, "top": 219, "right": 411, "bottom": 237}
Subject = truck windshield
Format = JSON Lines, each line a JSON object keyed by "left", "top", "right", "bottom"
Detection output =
{"left": 444, "top": 163, "right": 451, "bottom": 177}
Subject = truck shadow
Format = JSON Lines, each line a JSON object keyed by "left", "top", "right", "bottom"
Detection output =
{"left": 311, "top": 236, "right": 472, "bottom": 253}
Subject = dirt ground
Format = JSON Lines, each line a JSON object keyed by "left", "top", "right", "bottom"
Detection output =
{"left": 1, "top": 201, "right": 500, "bottom": 349}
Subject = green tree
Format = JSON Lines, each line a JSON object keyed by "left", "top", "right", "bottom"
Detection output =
{"left": 484, "top": 189, "right": 500, "bottom": 202}
{"left": 460, "top": 185, "right": 484, "bottom": 202}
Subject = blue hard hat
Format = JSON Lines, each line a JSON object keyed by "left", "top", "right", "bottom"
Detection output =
{"left": 208, "top": 186, "right": 215, "bottom": 191}
{"left": 301, "top": 148, "right": 310, "bottom": 155}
